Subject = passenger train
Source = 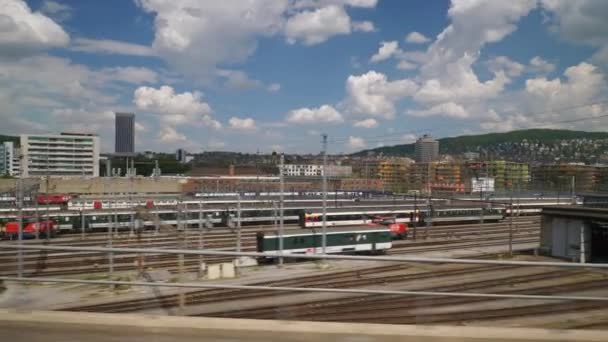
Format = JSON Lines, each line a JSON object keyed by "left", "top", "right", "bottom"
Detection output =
{"left": 300, "top": 206, "right": 507, "bottom": 228}
{"left": 0, "top": 195, "right": 566, "bottom": 239}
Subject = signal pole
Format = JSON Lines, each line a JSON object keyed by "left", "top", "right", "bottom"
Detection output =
{"left": 198, "top": 200, "right": 204, "bottom": 278}
{"left": 45, "top": 163, "right": 50, "bottom": 242}
{"left": 279, "top": 153, "right": 285, "bottom": 266}
{"left": 509, "top": 196, "right": 513, "bottom": 257}
{"left": 17, "top": 171, "right": 23, "bottom": 279}
{"left": 34, "top": 187, "right": 39, "bottom": 240}
{"left": 235, "top": 194, "right": 242, "bottom": 276}
{"left": 413, "top": 192, "right": 418, "bottom": 240}
{"left": 321, "top": 133, "right": 328, "bottom": 255}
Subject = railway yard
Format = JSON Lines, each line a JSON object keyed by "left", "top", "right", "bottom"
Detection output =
{"left": 1, "top": 195, "right": 607, "bottom": 333}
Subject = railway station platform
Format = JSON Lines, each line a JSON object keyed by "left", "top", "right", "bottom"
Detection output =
{"left": 0, "top": 309, "right": 606, "bottom": 341}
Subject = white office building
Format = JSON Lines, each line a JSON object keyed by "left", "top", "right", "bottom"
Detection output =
{"left": 283, "top": 164, "right": 324, "bottom": 177}
{"left": 20, "top": 133, "right": 100, "bottom": 177}
{"left": 282, "top": 164, "right": 352, "bottom": 177}
{"left": 0, "top": 141, "right": 20, "bottom": 176}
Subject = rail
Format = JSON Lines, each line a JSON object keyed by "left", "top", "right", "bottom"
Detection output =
{"left": 2, "top": 276, "right": 608, "bottom": 302}
{"left": 2, "top": 243, "right": 608, "bottom": 304}
{"left": 1, "top": 244, "right": 608, "bottom": 269}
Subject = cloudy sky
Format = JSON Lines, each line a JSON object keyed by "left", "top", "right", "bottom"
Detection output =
{"left": 1, "top": 0, "right": 608, "bottom": 154}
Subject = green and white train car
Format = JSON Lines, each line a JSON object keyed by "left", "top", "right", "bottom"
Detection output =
{"left": 256, "top": 227, "right": 392, "bottom": 259}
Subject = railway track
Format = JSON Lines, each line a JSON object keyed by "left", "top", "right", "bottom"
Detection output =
{"left": 192, "top": 268, "right": 608, "bottom": 328}
{"left": 1, "top": 216, "right": 538, "bottom": 251}
{"left": 202, "top": 269, "right": 601, "bottom": 319}
{"left": 3, "top": 216, "right": 539, "bottom": 245}
{"left": 63, "top": 262, "right": 530, "bottom": 313}
{"left": 0, "top": 220, "right": 540, "bottom": 276}
{"left": 64, "top": 258, "right": 603, "bottom": 321}
{"left": 0, "top": 224, "right": 539, "bottom": 277}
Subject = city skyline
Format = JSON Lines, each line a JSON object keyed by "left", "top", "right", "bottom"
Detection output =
{"left": 1, "top": 0, "right": 607, "bottom": 154}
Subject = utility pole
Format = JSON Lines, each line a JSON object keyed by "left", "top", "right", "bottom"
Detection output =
{"left": 129, "top": 158, "right": 134, "bottom": 237}
{"left": 154, "top": 204, "right": 160, "bottom": 235}
{"left": 236, "top": 194, "right": 242, "bottom": 275}
{"left": 425, "top": 162, "right": 432, "bottom": 238}
{"left": 571, "top": 175, "right": 576, "bottom": 205}
{"left": 273, "top": 200, "right": 278, "bottom": 241}
{"left": 322, "top": 133, "right": 328, "bottom": 255}
{"left": 107, "top": 184, "right": 114, "bottom": 290}
{"left": 580, "top": 222, "right": 586, "bottom": 264}
{"left": 80, "top": 208, "right": 85, "bottom": 240}
{"left": 45, "top": 163, "right": 50, "bottom": 242}
{"left": 17, "top": 172, "right": 23, "bottom": 279}
{"left": 279, "top": 153, "right": 285, "bottom": 266}
{"left": 34, "top": 187, "right": 39, "bottom": 240}
{"left": 177, "top": 197, "right": 185, "bottom": 312}
{"left": 198, "top": 200, "right": 204, "bottom": 278}
{"left": 480, "top": 157, "right": 486, "bottom": 225}
{"left": 509, "top": 198, "right": 513, "bottom": 257}
{"left": 413, "top": 192, "right": 418, "bottom": 240}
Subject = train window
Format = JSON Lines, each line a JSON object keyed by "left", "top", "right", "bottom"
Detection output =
{"left": 356, "top": 234, "right": 367, "bottom": 242}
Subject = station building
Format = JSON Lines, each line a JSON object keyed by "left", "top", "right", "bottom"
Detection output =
{"left": 540, "top": 205, "right": 608, "bottom": 263}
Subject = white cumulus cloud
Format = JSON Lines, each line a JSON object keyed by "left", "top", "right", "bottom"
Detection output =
{"left": 100, "top": 66, "right": 158, "bottom": 84}
{"left": 134, "top": 85, "right": 211, "bottom": 117}
{"left": 405, "top": 31, "right": 430, "bottom": 44}
{"left": 285, "top": 5, "right": 351, "bottom": 45}
{"left": 0, "top": 0, "right": 69, "bottom": 55}
{"left": 229, "top": 117, "right": 257, "bottom": 131}
{"left": 159, "top": 126, "right": 187, "bottom": 143}
{"left": 370, "top": 41, "right": 400, "bottom": 63}
{"left": 529, "top": 56, "right": 556, "bottom": 74}
{"left": 286, "top": 105, "right": 344, "bottom": 124}
{"left": 486, "top": 56, "right": 525, "bottom": 78}
{"left": 348, "top": 136, "right": 366, "bottom": 149}
{"left": 133, "top": 85, "right": 221, "bottom": 129}
{"left": 408, "top": 102, "right": 469, "bottom": 118}
{"left": 267, "top": 83, "right": 281, "bottom": 92}
{"left": 414, "top": 0, "right": 536, "bottom": 105}
{"left": 71, "top": 38, "right": 156, "bottom": 57}
{"left": 353, "top": 20, "right": 375, "bottom": 32}
{"left": 40, "top": 0, "right": 72, "bottom": 22}
{"left": 344, "top": 70, "right": 417, "bottom": 119}
{"left": 136, "top": 0, "right": 288, "bottom": 79}
{"left": 396, "top": 60, "right": 417, "bottom": 70}
{"left": 353, "top": 118, "right": 378, "bottom": 128}
{"left": 540, "top": 1, "right": 608, "bottom": 68}
{"left": 136, "top": 0, "right": 377, "bottom": 81}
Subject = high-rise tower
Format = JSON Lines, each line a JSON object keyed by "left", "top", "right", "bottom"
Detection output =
{"left": 115, "top": 112, "right": 135, "bottom": 156}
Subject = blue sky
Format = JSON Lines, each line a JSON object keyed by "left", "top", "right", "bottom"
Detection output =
{"left": 1, "top": 0, "right": 608, "bottom": 154}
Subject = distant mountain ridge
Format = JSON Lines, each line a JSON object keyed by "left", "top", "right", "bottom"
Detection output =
{"left": 353, "top": 129, "right": 608, "bottom": 164}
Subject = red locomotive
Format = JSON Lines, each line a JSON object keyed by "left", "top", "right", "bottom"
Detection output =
{"left": 37, "top": 194, "right": 71, "bottom": 205}
{"left": 369, "top": 216, "right": 407, "bottom": 240}
{"left": 2, "top": 218, "right": 56, "bottom": 239}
